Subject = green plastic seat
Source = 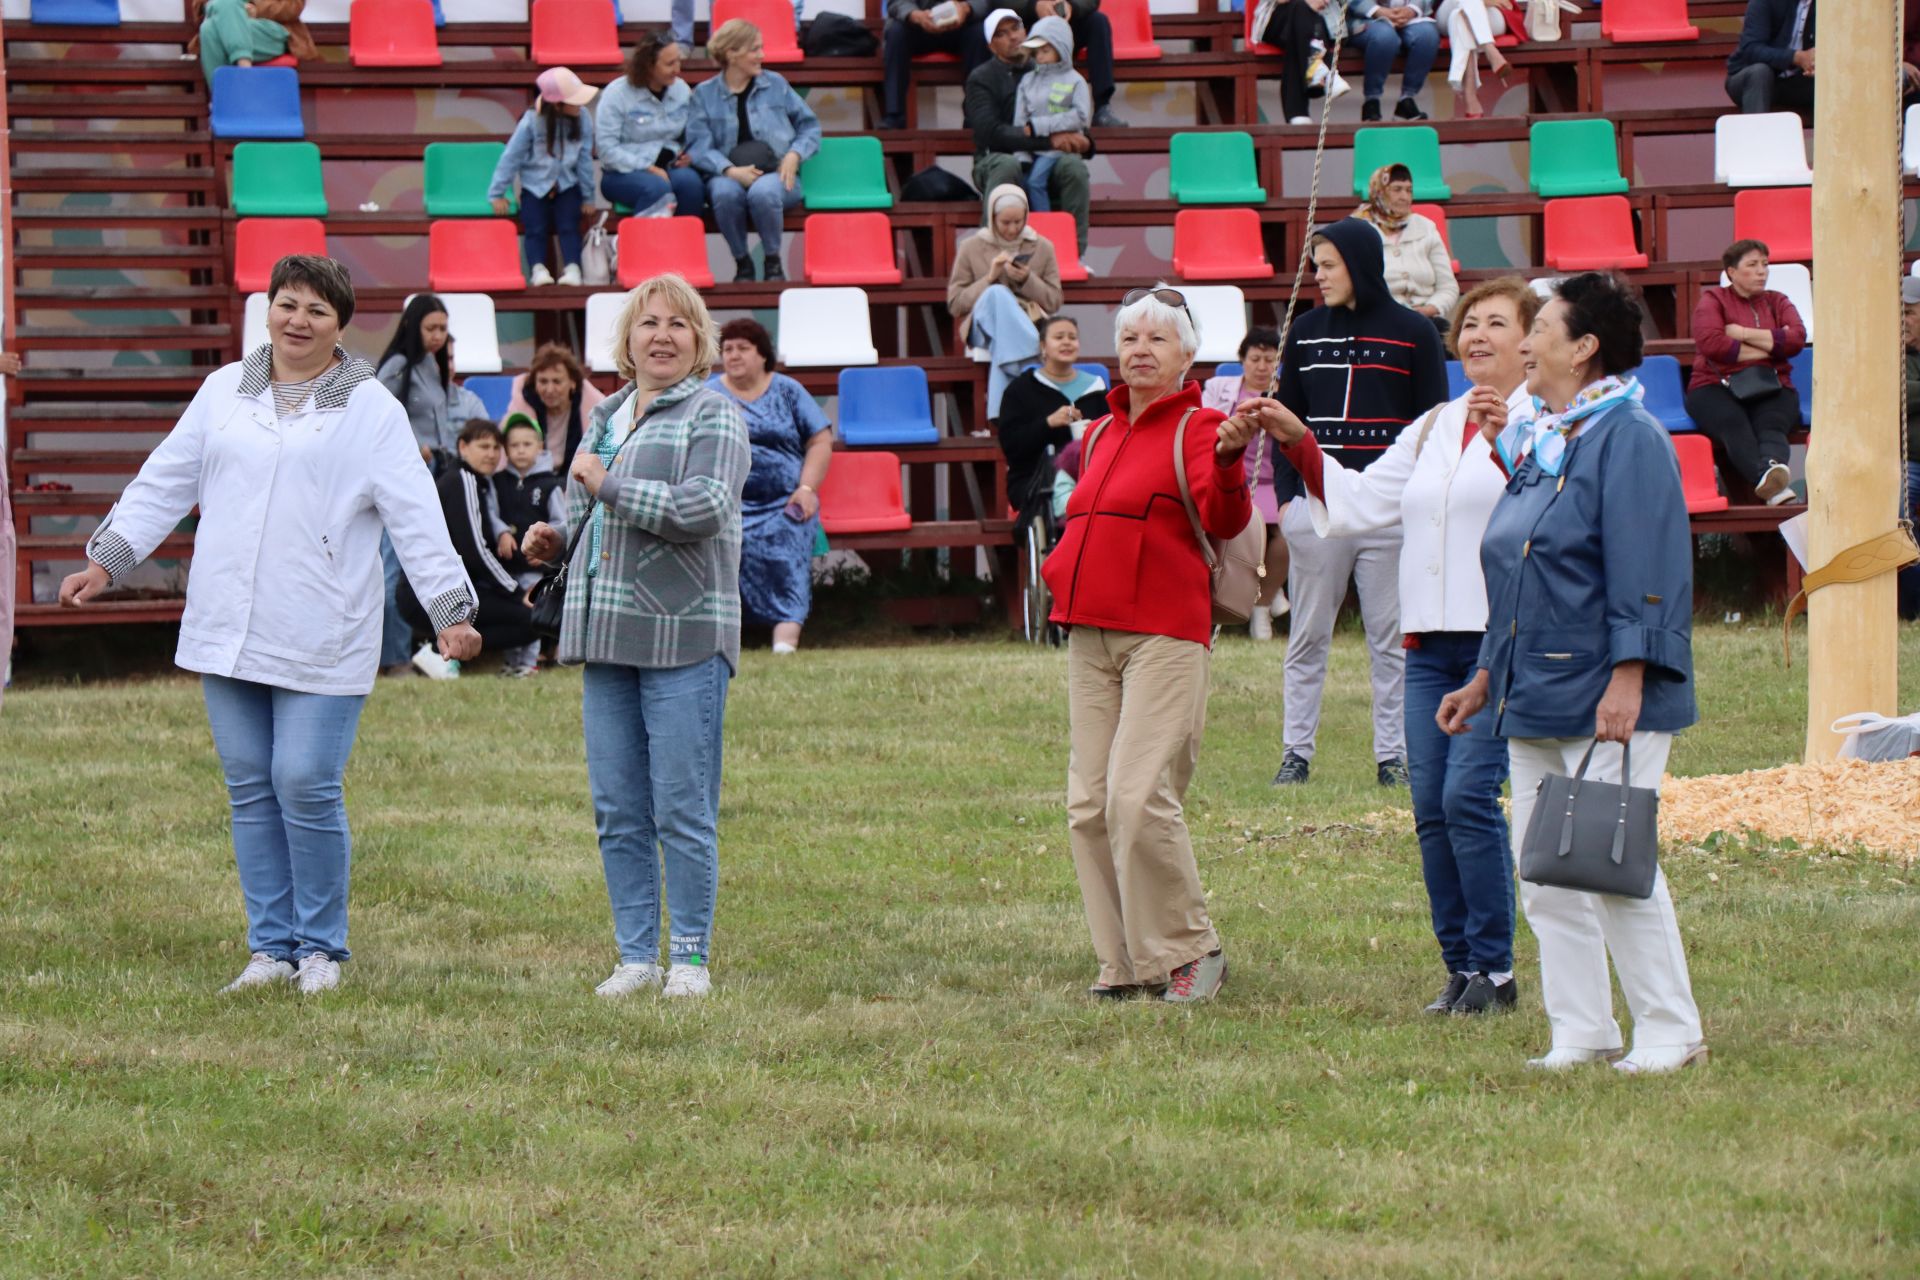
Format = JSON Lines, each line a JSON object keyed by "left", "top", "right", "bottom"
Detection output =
{"left": 229, "top": 141, "right": 328, "bottom": 216}
{"left": 1168, "top": 131, "right": 1266, "bottom": 204}
{"left": 802, "top": 136, "right": 893, "bottom": 210}
{"left": 1528, "top": 118, "right": 1630, "bottom": 198}
{"left": 1350, "top": 126, "right": 1450, "bottom": 201}
{"left": 423, "top": 141, "right": 514, "bottom": 217}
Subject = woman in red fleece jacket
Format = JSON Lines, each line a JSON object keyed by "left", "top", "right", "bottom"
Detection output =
{"left": 1684, "top": 238, "right": 1807, "bottom": 505}
{"left": 1040, "top": 285, "right": 1280, "bottom": 1005}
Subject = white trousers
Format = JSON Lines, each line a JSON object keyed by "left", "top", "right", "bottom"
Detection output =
{"left": 1280, "top": 500, "right": 1405, "bottom": 763}
{"left": 1437, "top": 0, "right": 1508, "bottom": 89}
{"left": 1508, "top": 732, "right": 1704, "bottom": 1052}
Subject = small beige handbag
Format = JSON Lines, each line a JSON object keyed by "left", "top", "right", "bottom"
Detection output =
{"left": 1171, "top": 409, "right": 1267, "bottom": 626}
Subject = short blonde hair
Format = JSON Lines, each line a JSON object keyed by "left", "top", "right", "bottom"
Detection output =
{"left": 1113, "top": 284, "right": 1200, "bottom": 364}
{"left": 707, "top": 18, "right": 762, "bottom": 69}
{"left": 610, "top": 273, "right": 720, "bottom": 384}
{"left": 1447, "top": 276, "right": 1541, "bottom": 359}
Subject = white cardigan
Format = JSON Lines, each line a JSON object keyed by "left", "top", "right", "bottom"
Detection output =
{"left": 1304, "top": 384, "right": 1533, "bottom": 636}
{"left": 86, "top": 350, "right": 477, "bottom": 696}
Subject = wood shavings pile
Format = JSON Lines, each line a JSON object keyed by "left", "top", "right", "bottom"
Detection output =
{"left": 1659, "top": 758, "right": 1920, "bottom": 863}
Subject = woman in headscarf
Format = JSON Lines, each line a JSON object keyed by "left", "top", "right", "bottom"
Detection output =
{"left": 947, "top": 183, "right": 1064, "bottom": 422}
{"left": 1354, "top": 163, "right": 1459, "bottom": 332}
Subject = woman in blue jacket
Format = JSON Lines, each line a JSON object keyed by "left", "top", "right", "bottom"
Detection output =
{"left": 685, "top": 19, "right": 822, "bottom": 283}
{"left": 595, "top": 32, "right": 705, "bottom": 220}
{"left": 1438, "top": 272, "right": 1707, "bottom": 1077}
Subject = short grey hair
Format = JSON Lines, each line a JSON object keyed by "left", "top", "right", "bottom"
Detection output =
{"left": 1113, "top": 284, "right": 1200, "bottom": 363}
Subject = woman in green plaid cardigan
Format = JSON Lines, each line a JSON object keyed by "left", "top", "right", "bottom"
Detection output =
{"left": 523, "top": 274, "right": 751, "bottom": 1002}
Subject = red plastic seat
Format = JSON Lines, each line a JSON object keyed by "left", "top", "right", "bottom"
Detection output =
{"left": 428, "top": 219, "right": 526, "bottom": 290}
{"left": 617, "top": 216, "right": 715, "bottom": 288}
{"left": 712, "top": 0, "right": 805, "bottom": 63}
{"left": 1542, "top": 196, "right": 1648, "bottom": 270}
{"left": 531, "top": 0, "right": 622, "bottom": 66}
{"left": 1100, "top": 0, "right": 1162, "bottom": 61}
{"left": 800, "top": 213, "right": 902, "bottom": 285}
{"left": 1600, "top": 0, "right": 1700, "bottom": 44}
{"left": 1172, "top": 208, "right": 1273, "bottom": 281}
{"left": 1412, "top": 202, "right": 1462, "bottom": 272}
{"left": 233, "top": 217, "right": 326, "bottom": 292}
{"left": 1671, "top": 434, "right": 1728, "bottom": 514}
{"left": 818, "top": 451, "right": 913, "bottom": 534}
{"left": 1027, "top": 211, "right": 1086, "bottom": 283}
{"left": 1243, "top": 4, "right": 1280, "bottom": 55}
{"left": 1733, "top": 187, "right": 1812, "bottom": 264}
{"left": 351, "top": 0, "right": 441, "bottom": 67}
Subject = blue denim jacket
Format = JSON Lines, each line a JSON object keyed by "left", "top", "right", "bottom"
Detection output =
{"left": 595, "top": 75, "right": 693, "bottom": 175}
{"left": 685, "top": 71, "right": 822, "bottom": 178}
{"left": 487, "top": 109, "right": 596, "bottom": 201}
{"left": 1476, "top": 399, "right": 1698, "bottom": 740}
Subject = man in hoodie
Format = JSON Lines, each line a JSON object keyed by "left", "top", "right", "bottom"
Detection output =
{"left": 966, "top": 9, "right": 1094, "bottom": 256}
{"left": 1269, "top": 218, "right": 1449, "bottom": 788}
{"left": 1013, "top": 17, "right": 1092, "bottom": 213}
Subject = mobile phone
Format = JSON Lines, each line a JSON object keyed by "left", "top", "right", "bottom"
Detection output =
{"left": 784, "top": 499, "right": 808, "bottom": 521}
{"left": 1013, "top": 252, "right": 1034, "bottom": 265}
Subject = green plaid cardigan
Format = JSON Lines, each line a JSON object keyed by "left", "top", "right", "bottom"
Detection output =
{"left": 557, "top": 376, "right": 750, "bottom": 673}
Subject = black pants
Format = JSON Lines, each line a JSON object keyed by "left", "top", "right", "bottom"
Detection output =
{"left": 1684, "top": 382, "right": 1799, "bottom": 496}
{"left": 1725, "top": 64, "right": 1815, "bottom": 117}
{"left": 397, "top": 580, "right": 538, "bottom": 651}
{"left": 1262, "top": 0, "right": 1321, "bottom": 121}
{"left": 881, "top": 19, "right": 990, "bottom": 124}
{"left": 1064, "top": 8, "right": 1117, "bottom": 108}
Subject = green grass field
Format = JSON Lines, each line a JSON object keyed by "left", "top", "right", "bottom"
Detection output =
{"left": 3, "top": 625, "right": 1919, "bottom": 1277}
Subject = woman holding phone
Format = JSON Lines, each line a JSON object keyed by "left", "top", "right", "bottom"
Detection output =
{"left": 947, "top": 183, "right": 1063, "bottom": 422}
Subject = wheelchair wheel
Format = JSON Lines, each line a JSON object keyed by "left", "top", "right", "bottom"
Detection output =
{"left": 1020, "top": 513, "right": 1062, "bottom": 647}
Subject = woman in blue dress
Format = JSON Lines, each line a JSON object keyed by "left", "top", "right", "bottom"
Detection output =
{"left": 707, "top": 317, "right": 834, "bottom": 653}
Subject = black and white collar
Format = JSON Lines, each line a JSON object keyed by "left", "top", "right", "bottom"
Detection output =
{"left": 238, "top": 343, "right": 377, "bottom": 411}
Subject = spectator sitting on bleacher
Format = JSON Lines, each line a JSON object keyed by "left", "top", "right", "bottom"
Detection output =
{"left": 596, "top": 32, "right": 707, "bottom": 220}
{"left": 1351, "top": 0, "right": 1440, "bottom": 123}
{"left": 1354, "top": 163, "right": 1459, "bottom": 331}
{"left": 505, "top": 342, "right": 608, "bottom": 478}
{"left": 967, "top": 10, "right": 1093, "bottom": 258}
{"left": 881, "top": 0, "right": 991, "bottom": 131}
{"left": 1013, "top": 18, "right": 1093, "bottom": 213}
{"left": 948, "top": 183, "right": 1064, "bottom": 420}
{"left": 1006, "top": 0, "right": 1125, "bottom": 128}
{"left": 1252, "top": 0, "right": 1351, "bottom": 126}
{"left": 189, "top": 0, "right": 313, "bottom": 83}
{"left": 492, "top": 416, "right": 568, "bottom": 676}
{"left": 1436, "top": 0, "right": 1511, "bottom": 120}
{"left": 1684, "top": 238, "right": 1806, "bottom": 507}
{"left": 489, "top": 69, "right": 601, "bottom": 289}
{"left": 1725, "top": 0, "right": 1815, "bottom": 118}
{"left": 997, "top": 314, "right": 1109, "bottom": 516}
{"left": 1898, "top": 276, "right": 1920, "bottom": 621}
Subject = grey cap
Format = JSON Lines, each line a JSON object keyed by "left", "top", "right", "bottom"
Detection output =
{"left": 1902, "top": 276, "right": 1920, "bottom": 305}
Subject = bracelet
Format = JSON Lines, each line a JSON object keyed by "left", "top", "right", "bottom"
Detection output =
{"left": 795, "top": 484, "right": 815, "bottom": 495}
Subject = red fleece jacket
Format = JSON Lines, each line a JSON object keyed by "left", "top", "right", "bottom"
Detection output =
{"left": 1041, "top": 382, "right": 1251, "bottom": 647}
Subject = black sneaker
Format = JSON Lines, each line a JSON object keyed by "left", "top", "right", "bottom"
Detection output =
{"left": 1092, "top": 104, "right": 1127, "bottom": 128}
{"left": 1088, "top": 982, "right": 1154, "bottom": 1000}
{"left": 878, "top": 114, "right": 906, "bottom": 130}
{"left": 733, "top": 254, "right": 757, "bottom": 282}
{"left": 1377, "top": 757, "right": 1409, "bottom": 787}
{"left": 1451, "top": 973, "right": 1518, "bottom": 1016}
{"left": 1271, "top": 752, "right": 1311, "bottom": 786}
{"left": 1394, "top": 96, "right": 1429, "bottom": 121}
{"left": 1424, "top": 972, "right": 1471, "bottom": 1015}
{"left": 762, "top": 254, "right": 785, "bottom": 282}
{"left": 1361, "top": 97, "right": 1383, "bottom": 122}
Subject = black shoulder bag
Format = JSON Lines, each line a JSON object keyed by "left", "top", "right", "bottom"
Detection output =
{"left": 527, "top": 505, "right": 594, "bottom": 641}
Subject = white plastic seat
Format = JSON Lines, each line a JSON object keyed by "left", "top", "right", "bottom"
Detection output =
{"left": 1714, "top": 112, "right": 1811, "bottom": 187}
{"left": 300, "top": 0, "right": 352, "bottom": 19}
{"left": 1905, "top": 104, "right": 1920, "bottom": 178}
{"left": 1529, "top": 276, "right": 1565, "bottom": 301}
{"left": 776, "top": 287, "right": 879, "bottom": 367}
{"left": 584, "top": 291, "right": 627, "bottom": 374}
{"left": 1721, "top": 262, "right": 1813, "bottom": 344}
{"left": 242, "top": 292, "right": 270, "bottom": 352}
{"left": 404, "top": 292, "right": 501, "bottom": 374}
{"left": 1181, "top": 285, "right": 1246, "bottom": 364}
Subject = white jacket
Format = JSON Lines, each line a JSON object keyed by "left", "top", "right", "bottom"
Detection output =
{"left": 1304, "top": 383, "right": 1533, "bottom": 636}
{"left": 86, "top": 348, "right": 477, "bottom": 696}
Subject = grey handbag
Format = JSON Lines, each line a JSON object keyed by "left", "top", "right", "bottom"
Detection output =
{"left": 1518, "top": 740, "right": 1660, "bottom": 899}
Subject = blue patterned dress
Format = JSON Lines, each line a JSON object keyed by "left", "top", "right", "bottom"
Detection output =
{"left": 705, "top": 372, "right": 831, "bottom": 626}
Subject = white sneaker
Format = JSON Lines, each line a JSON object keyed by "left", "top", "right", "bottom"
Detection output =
{"left": 556, "top": 263, "right": 583, "bottom": 287}
{"left": 1327, "top": 70, "right": 1352, "bottom": 102}
{"left": 222, "top": 952, "right": 294, "bottom": 992}
{"left": 1269, "top": 593, "right": 1290, "bottom": 619}
{"left": 595, "top": 962, "right": 664, "bottom": 998}
{"left": 411, "top": 642, "right": 459, "bottom": 680}
{"left": 1248, "top": 608, "right": 1273, "bottom": 640}
{"left": 295, "top": 954, "right": 341, "bottom": 994}
{"left": 662, "top": 963, "right": 712, "bottom": 998}
{"left": 528, "top": 262, "right": 555, "bottom": 287}
{"left": 1288, "top": 116, "right": 1314, "bottom": 126}
{"left": 1526, "top": 1046, "right": 1624, "bottom": 1071}
{"left": 1613, "top": 1042, "right": 1709, "bottom": 1075}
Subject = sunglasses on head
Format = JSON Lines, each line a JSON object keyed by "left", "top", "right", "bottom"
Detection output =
{"left": 1121, "top": 287, "right": 1190, "bottom": 313}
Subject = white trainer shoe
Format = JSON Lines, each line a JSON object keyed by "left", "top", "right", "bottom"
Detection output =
{"left": 1526, "top": 1046, "right": 1624, "bottom": 1071}
{"left": 411, "top": 642, "right": 460, "bottom": 680}
{"left": 1613, "top": 1042, "right": 1709, "bottom": 1075}
{"left": 295, "top": 954, "right": 341, "bottom": 994}
{"left": 595, "top": 963, "right": 664, "bottom": 998}
{"left": 1248, "top": 608, "right": 1273, "bottom": 641}
{"left": 1270, "top": 593, "right": 1290, "bottom": 619}
{"left": 528, "top": 262, "right": 555, "bottom": 287}
{"left": 557, "top": 263, "right": 583, "bottom": 287}
{"left": 662, "top": 963, "right": 712, "bottom": 999}
{"left": 222, "top": 953, "right": 294, "bottom": 992}
{"left": 1327, "top": 70, "right": 1352, "bottom": 102}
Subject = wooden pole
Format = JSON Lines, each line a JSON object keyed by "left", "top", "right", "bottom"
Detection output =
{"left": 1804, "top": 2, "right": 1905, "bottom": 761}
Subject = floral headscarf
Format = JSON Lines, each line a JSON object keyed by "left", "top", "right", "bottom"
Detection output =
{"left": 1356, "top": 164, "right": 1411, "bottom": 236}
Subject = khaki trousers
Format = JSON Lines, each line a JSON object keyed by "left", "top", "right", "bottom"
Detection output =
{"left": 1066, "top": 627, "right": 1220, "bottom": 987}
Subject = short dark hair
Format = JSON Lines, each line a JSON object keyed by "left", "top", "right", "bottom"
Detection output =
{"left": 1552, "top": 272, "right": 1645, "bottom": 378}
{"left": 1039, "top": 314, "right": 1078, "bottom": 341}
{"left": 718, "top": 317, "right": 776, "bottom": 369}
{"left": 1385, "top": 163, "right": 1413, "bottom": 186}
{"left": 1238, "top": 326, "right": 1281, "bottom": 357}
{"left": 1721, "top": 238, "right": 1770, "bottom": 272}
{"left": 459, "top": 418, "right": 503, "bottom": 445}
{"left": 268, "top": 254, "right": 354, "bottom": 326}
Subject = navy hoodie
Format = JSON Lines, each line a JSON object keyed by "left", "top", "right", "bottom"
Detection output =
{"left": 1272, "top": 217, "right": 1449, "bottom": 503}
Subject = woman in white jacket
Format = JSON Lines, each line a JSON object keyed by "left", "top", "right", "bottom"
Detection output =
{"left": 1260, "top": 277, "right": 1538, "bottom": 1018}
{"left": 58, "top": 255, "right": 482, "bottom": 996}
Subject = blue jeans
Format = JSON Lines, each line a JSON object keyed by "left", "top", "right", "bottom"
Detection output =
{"left": 707, "top": 172, "right": 804, "bottom": 262}
{"left": 969, "top": 283, "right": 1041, "bottom": 419}
{"left": 602, "top": 163, "right": 707, "bottom": 219}
{"left": 202, "top": 675, "right": 367, "bottom": 962}
{"left": 520, "top": 182, "right": 584, "bottom": 273}
{"left": 378, "top": 532, "right": 412, "bottom": 667}
{"left": 672, "top": 0, "right": 800, "bottom": 46}
{"left": 1024, "top": 153, "right": 1058, "bottom": 213}
{"left": 1899, "top": 461, "right": 1920, "bottom": 620}
{"left": 1356, "top": 17, "right": 1439, "bottom": 103}
{"left": 1403, "top": 632, "right": 1514, "bottom": 974}
{"left": 582, "top": 657, "right": 730, "bottom": 965}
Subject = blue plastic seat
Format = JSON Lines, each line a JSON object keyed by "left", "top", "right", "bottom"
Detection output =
{"left": 1788, "top": 347, "right": 1812, "bottom": 425}
{"left": 837, "top": 366, "right": 938, "bottom": 446}
{"left": 1629, "top": 355, "right": 1695, "bottom": 432}
{"left": 1446, "top": 360, "right": 1470, "bottom": 400}
{"left": 31, "top": 0, "right": 120, "bottom": 23}
{"left": 1212, "top": 362, "right": 1242, "bottom": 378}
{"left": 463, "top": 375, "right": 517, "bottom": 422}
{"left": 210, "top": 66, "right": 304, "bottom": 139}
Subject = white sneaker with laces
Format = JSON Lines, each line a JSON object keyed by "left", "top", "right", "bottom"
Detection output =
{"left": 662, "top": 963, "right": 712, "bottom": 999}
{"left": 222, "top": 953, "right": 294, "bottom": 992}
{"left": 557, "top": 263, "right": 583, "bottom": 287}
{"left": 1327, "top": 70, "right": 1352, "bottom": 102}
{"left": 595, "top": 963, "right": 664, "bottom": 998}
{"left": 295, "top": 954, "right": 341, "bottom": 994}
{"left": 411, "top": 642, "right": 459, "bottom": 680}
{"left": 528, "top": 262, "right": 555, "bottom": 287}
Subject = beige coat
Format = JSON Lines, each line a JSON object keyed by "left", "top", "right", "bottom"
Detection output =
{"left": 1369, "top": 212, "right": 1460, "bottom": 319}
{"left": 946, "top": 226, "right": 1063, "bottom": 346}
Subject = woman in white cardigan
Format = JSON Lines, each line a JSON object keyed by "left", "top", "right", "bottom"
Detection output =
{"left": 1259, "top": 277, "right": 1538, "bottom": 1018}
{"left": 1355, "top": 164, "right": 1460, "bottom": 331}
{"left": 59, "top": 254, "right": 481, "bottom": 996}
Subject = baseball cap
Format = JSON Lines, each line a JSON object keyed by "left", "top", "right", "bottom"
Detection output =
{"left": 1902, "top": 276, "right": 1920, "bottom": 305}
{"left": 537, "top": 67, "right": 599, "bottom": 107}
{"left": 984, "top": 6, "right": 1022, "bottom": 38}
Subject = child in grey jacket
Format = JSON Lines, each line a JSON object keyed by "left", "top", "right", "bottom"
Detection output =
{"left": 1011, "top": 17, "right": 1091, "bottom": 214}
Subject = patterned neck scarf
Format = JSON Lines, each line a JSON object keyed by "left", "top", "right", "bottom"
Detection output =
{"left": 1358, "top": 166, "right": 1410, "bottom": 236}
{"left": 1493, "top": 375, "right": 1642, "bottom": 477}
